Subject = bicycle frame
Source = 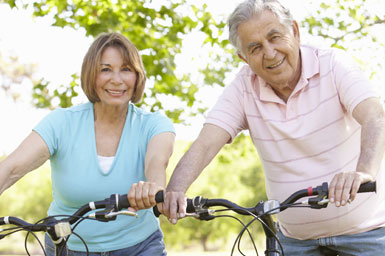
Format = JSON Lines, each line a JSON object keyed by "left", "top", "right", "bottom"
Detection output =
{"left": 0, "top": 193, "right": 137, "bottom": 256}
{"left": 154, "top": 181, "right": 377, "bottom": 256}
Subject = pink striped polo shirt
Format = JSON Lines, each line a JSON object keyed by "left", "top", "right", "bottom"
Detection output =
{"left": 205, "top": 45, "right": 385, "bottom": 239}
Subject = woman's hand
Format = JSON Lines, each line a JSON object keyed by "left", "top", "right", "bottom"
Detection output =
{"left": 127, "top": 181, "right": 163, "bottom": 212}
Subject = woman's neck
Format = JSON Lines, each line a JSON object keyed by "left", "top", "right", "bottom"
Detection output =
{"left": 93, "top": 102, "right": 128, "bottom": 124}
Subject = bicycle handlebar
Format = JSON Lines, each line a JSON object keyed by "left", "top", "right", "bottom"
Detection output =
{"left": 153, "top": 181, "right": 377, "bottom": 217}
{"left": 0, "top": 182, "right": 376, "bottom": 256}
{"left": 6, "top": 181, "right": 374, "bottom": 229}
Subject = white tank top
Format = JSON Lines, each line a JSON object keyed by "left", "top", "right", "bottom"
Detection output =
{"left": 97, "top": 155, "right": 115, "bottom": 174}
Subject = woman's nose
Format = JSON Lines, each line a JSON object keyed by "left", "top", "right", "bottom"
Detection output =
{"left": 111, "top": 71, "right": 123, "bottom": 83}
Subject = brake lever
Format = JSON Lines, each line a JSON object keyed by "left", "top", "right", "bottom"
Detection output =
{"left": 307, "top": 196, "right": 329, "bottom": 208}
{"left": 106, "top": 210, "right": 138, "bottom": 218}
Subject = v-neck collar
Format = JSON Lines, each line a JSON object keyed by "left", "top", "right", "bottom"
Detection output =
{"left": 91, "top": 103, "right": 131, "bottom": 176}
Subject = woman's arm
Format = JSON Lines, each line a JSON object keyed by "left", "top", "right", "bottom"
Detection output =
{"left": 127, "top": 132, "right": 175, "bottom": 210}
{"left": 0, "top": 131, "right": 50, "bottom": 195}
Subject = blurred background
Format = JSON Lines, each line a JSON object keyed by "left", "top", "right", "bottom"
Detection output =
{"left": 0, "top": 0, "right": 384, "bottom": 254}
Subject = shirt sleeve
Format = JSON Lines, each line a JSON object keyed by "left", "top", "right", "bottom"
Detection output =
{"left": 331, "top": 49, "right": 379, "bottom": 115}
{"left": 33, "top": 108, "right": 65, "bottom": 156}
{"left": 204, "top": 74, "right": 248, "bottom": 142}
{"left": 146, "top": 112, "right": 175, "bottom": 141}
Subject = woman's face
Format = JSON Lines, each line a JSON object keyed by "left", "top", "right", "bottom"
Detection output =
{"left": 95, "top": 46, "right": 137, "bottom": 108}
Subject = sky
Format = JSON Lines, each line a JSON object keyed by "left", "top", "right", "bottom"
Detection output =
{"left": 0, "top": 0, "right": 384, "bottom": 155}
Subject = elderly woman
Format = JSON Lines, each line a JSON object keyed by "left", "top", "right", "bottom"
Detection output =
{"left": 0, "top": 32, "right": 175, "bottom": 255}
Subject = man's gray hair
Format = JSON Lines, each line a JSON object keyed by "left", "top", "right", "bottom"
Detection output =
{"left": 228, "top": 0, "right": 294, "bottom": 54}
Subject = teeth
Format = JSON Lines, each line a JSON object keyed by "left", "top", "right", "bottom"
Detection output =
{"left": 268, "top": 58, "right": 284, "bottom": 69}
{"left": 106, "top": 89, "right": 124, "bottom": 95}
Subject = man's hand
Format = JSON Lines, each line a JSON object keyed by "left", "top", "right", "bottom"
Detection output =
{"left": 162, "top": 190, "right": 187, "bottom": 224}
{"left": 328, "top": 171, "right": 374, "bottom": 207}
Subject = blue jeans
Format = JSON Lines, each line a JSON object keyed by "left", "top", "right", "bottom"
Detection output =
{"left": 44, "top": 229, "right": 167, "bottom": 256}
{"left": 277, "top": 227, "right": 385, "bottom": 256}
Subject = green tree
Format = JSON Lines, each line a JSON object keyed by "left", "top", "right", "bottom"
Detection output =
{"left": 303, "top": 0, "right": 385, "bottom": 49}
{"left": 0, "top": 160, "right": 52, "bottom": 253}
{"left": 302, "top": 0, "right": 385, "bottom": 78}
{"left": 2, "top": 0, "right": 384, "bottom": 122}
{"left": 0, "top": 53, "right": 39, "bottom": 101}
{"left": 3, "top": 0, "right": 236, "bottom": 123}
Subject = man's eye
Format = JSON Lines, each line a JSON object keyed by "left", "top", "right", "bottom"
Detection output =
{"left": 271, "top": 35, "right": 280, "bottom": 41}
{"left": 251, "top": 46, "right": 261, "bottom": 53}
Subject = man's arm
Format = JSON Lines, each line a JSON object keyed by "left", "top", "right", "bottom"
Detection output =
{"left": 329, "top": 97, "right": 385, "bottom": 206}
{"left": 164, "top": 124, "right": 231, "bottom": 224}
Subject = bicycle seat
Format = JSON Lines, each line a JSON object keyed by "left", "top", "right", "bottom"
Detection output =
{"left": 319, "top": 246, "right": 338, "bottom": 256}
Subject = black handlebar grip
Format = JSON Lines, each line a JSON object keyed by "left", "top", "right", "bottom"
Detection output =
{"left": 153, "top": 191, "right": 164, "bottom": 217}
{"left": 153, "top": 195, "right": 196, "bottom": 217}
{"left": 358, "top": 181, "right": 376, "bottom": 193}
{"left": 186, "top": 198, "right": 195, "bottom": 213}
{"left": 119, "top": 194, "right": 130, "bottom": 209}
{"left": 155, "top": 191, "right": 164, "bottom": 203}
{"left": 119, "top": 190, "right": 165, "bottom": 211}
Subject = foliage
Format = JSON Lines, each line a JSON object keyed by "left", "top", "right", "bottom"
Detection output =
{"left": 0, "top": 163, "right": 52, "bottom": 222}
{"left": 3, "top": 0, "right": 237, "bottom": 123}
{"left": 303, "top": 0, "right": 385, "bottom": 50}
{"left": 301, "top": 0, "right": 385, "bottom": 81}
{"left": 2, "top": 0, "right": 384, "bottom": 121}
{"left": 0, "top": 53, "right": 39, "bottom": 102}
{"left": 0, "top": 162, "right": 51, "bottom": 252}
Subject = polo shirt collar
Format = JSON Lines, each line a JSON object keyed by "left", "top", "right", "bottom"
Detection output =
{"left": 295, "top": 45, "right": 320, "bottom": 92}
{"left": 256, "top": 45, "right": 320, "bottom": 103}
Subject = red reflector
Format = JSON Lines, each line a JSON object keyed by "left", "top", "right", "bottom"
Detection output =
{"left": 308, "top": 187, "right": 313, "bottom": 196}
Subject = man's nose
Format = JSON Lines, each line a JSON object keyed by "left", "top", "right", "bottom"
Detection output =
{"left": 263, "top": 44, "right": 276, "bottom": 59}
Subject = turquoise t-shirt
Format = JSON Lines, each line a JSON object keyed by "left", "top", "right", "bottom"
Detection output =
{"left": 33, "top": 102, "right": 175, "bottom": 252}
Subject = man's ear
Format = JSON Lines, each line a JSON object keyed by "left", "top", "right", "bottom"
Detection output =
{"left": 292, "top": 20, "right": 300, "bottom": 43}
{"left": 238, "top": 53, "right": 248, "bottom": 64}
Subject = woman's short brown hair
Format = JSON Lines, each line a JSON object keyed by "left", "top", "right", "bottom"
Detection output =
{"left": 81, "top": 32, "right": 146, "bottom": 104}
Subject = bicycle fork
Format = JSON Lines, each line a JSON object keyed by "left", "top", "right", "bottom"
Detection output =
{"left": 260, "top": 215, "right": 281, "bottom": 256}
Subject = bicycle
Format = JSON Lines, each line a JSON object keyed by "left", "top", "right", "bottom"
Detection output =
{"left": 0, "top": 181, "right": 376, "bottom": 256}
{"left": 0, "top": 193, "right": 139, "bottom": 255}
{"left": 154, "top": 181, "right": 377, "bottom": 256}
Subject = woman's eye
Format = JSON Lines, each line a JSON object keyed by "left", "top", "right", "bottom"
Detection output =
{"left": 101, "top": 68, "right": 110, "bottom": 72}
{"left": 122, "top": 67, "right": 132, "bottom": 72}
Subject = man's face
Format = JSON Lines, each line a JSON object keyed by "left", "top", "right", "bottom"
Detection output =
{"left": 238, "top": 10, "right": 301, "bottom": 92}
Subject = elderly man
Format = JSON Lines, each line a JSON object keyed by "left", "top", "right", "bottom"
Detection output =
{"left": 164, "top": 0, "right": 385, "bottom": 255}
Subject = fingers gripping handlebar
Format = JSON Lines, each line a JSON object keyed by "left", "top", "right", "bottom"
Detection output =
{"left": 151, "top": 181, "right": 376, "bottom": 218}
{"left": 118, "top": 191, "right": 169, "bottom": 217}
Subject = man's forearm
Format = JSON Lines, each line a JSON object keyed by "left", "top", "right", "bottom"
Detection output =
{"left": 167, "top": 140, "right": 208, "bottom": 192}
{"left": 356, "top": 113, "right": 385, "bottom": 178}
{"left": 167, "top": 124, "right": 231, "bottom": 192}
